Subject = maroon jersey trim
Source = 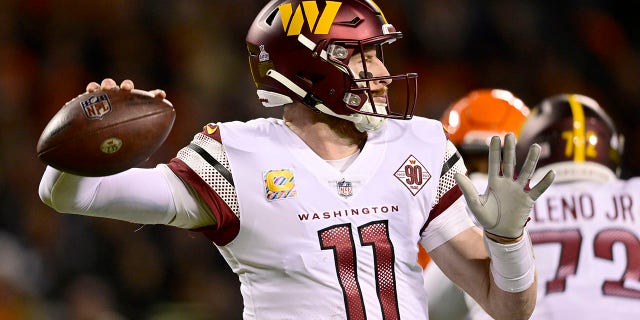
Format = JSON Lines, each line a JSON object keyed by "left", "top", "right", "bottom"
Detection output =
{"left": 167, "top": 158, "right": 239, "bottom": 246}
{"left": 421, "top": 185, "right": 463, "bottom": 233}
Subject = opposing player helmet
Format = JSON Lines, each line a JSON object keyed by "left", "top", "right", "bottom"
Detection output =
{"left": 246, "top": 0, "right": 418, "bottom": 131}
{"left": 441, "top": 89, "right": 530, "bottom": 153}
{"left": 516, "top": 94, "right": 623, "bottom": 183}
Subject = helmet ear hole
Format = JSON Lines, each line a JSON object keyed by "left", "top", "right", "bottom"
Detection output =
{"left": 294, "top": 72, "right": 314, "bottom": 87}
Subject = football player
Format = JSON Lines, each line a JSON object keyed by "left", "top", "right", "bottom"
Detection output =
{"left": 38, "top": 1, "right": 554, "bottom": 319}
{"left": 516, "top": 94, "right": 639, "bottom": 319}
{"left": 424, "top": 89, "right": 531, "bottom": 320}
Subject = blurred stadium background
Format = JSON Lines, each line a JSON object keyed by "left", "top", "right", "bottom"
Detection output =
{"left": 1, "top": 1, "right": 638, "bottom": 319}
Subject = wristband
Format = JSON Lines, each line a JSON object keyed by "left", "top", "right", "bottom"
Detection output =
{"left": 484, "top": 230, "right": 535, "bottom": 293}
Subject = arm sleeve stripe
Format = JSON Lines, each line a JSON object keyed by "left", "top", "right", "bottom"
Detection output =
{"left": 187, "top": 143, "right": 235, "bottom": 187}
{"left": 421, "top": 186, "right": 463, "bottom": 234}
{"left": 441, "top": 150, "right": 461, "bottom": 177}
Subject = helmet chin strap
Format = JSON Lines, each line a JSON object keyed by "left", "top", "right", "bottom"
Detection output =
{"left": 314, "top": 102, "right": 387, "bottom": 132}
{"left": 264, "top": 69, "right": 387, "bottom": 132}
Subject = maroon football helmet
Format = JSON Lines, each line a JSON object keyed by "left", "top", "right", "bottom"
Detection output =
{"left": 516, "top": 94, "right": 623, "bottom": 182}
{"left": 246, "top": 0, "right": 418, "bottom": 131}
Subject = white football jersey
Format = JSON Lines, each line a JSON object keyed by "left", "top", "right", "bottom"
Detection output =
{"left": 528, "top": 178, "right": 640, "bottom": 319}
{"left": 454, "top": 174, "right": 640, "bottom": 320}
{"left": 166, "top": 116, "right": 473, "bottom": 319}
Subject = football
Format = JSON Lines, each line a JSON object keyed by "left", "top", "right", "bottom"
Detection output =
{"left": 37, "top": 89, "right": 176, "bottom": 176}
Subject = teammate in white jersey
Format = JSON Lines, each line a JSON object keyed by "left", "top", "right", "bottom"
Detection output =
{"left": 514, "top": 93, "right": 639, "bottom": 319}
{"left": 37, "top": 1, "right": 555, "bottom": 319}
{"left": 423, "top": 89, "right": 531, "bottom": 320}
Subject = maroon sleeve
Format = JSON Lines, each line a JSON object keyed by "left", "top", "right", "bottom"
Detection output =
{"left": 422, "top": 186, "right": 463, "bottom": 233}
{"left": 420, "top": 140, "right": 467, "bottom": 233}
{"left": 167, "top": 158, "right": 239, "bottom": 246}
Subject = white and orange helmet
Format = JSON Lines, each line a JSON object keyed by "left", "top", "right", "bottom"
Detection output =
{"left": 441, "top": 89, "right": 530, "bottom": 153}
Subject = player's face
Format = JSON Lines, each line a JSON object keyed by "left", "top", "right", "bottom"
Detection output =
{"left": 348, "top": 46, "right": 392, "bottom": 93}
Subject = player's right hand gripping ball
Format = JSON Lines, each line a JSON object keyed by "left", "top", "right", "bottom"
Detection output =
{"left": 37, "top": 89, "right": 175, "bottom": 176}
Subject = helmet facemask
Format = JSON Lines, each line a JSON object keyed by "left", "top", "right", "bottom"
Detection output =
{"left": 291, "top": 30, "right": 417, "bottom": 131}
{"left": 246, "top": 0, "right": 418, "bottom": 132}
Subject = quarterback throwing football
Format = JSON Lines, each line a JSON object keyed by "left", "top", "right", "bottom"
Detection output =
{"left": 39, "top": 1, "right": 554, "bottom": 319}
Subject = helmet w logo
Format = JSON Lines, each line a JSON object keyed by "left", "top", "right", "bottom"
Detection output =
{"left": 278, "top": 1, "right": 342, "bottom": 36}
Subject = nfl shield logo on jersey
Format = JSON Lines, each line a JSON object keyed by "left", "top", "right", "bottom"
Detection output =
{"left": 337, "top": 179, "right": 353, "bottom": 198}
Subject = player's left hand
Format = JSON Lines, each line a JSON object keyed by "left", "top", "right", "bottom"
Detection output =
{"left": 455, "top": 133, "right": 555, "bottom": 240}
{"left": 86, "top": 78, "right": 166, "bottom": 99}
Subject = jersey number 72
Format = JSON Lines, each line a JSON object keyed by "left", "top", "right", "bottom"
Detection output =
{"left": 531, "top": 228, "right": 640, "bottom": 299}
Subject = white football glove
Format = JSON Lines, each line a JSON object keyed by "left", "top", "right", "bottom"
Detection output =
{"left": 455, "top": 133, "right": 555, "bottom": 239}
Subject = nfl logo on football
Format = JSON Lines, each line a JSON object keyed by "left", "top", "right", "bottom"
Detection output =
{"left": 81, "top": 94, "right": 112, "bottom": 120}
{"left": 337, "top": 179, "right": 353, "bottom": 198}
